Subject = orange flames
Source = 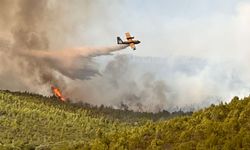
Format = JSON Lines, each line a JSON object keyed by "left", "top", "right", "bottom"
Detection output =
{"left": 51, "top": 85, "right": 66, "bottom": 102}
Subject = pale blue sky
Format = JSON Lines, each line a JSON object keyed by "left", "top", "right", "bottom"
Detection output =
{"left": 69, "top": 0, "right": 250, "bottom": 59}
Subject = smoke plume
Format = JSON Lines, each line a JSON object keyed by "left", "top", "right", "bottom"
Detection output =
{"left": 62, "top": 55, "right": 171, "bottom": 112}
{"left": 0, "top": 0, "right": 169, "bottom": 112}
{"left": 0, "top": 0, "right": 129, "bottom": 98}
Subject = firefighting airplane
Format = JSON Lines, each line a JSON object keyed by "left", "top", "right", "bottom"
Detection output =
{"left": 117, "top": 32, "right": 141, "bottom": 50}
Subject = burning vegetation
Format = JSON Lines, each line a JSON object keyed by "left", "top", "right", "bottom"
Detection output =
{"left": 51, "top": 85, "right": 66, "bottom": 102}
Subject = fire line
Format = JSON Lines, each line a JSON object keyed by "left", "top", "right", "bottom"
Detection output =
{"left": 51, "top": 85, "right": 66, "bottom": 102}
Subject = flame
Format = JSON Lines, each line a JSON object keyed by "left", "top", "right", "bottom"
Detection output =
{"left": 51, "top": 85, "right": 66, "bottom": 102}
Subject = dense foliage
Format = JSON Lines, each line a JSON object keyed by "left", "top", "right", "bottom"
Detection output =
{"left": 0, "top": 90, "right": 250, "bottom": 149}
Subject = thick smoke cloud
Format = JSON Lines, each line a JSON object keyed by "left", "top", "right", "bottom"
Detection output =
{"left": 0, "top": 0, "right": 128, "bottom": 95}
{"left": 0, "top": 0, "right": 169, "bottom": 112}
{"left": 63, "top": 55, "right": 171, "bottom": 112}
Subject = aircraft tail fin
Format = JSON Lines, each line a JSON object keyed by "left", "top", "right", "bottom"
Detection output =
{"left": 117, "top": 37, "right": 123, "bottom": 44}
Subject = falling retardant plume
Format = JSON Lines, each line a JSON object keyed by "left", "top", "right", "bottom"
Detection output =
{"left": 19, "top": 45, "right": 128, "bottom": 80}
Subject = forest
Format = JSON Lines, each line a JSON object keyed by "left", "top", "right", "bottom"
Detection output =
{"left": 0, "top": 90, "right": 249, "bottom": 149}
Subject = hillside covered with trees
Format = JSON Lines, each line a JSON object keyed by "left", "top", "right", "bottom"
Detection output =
{"left": 0, "top": 90, "right": 250, "bottom": 149}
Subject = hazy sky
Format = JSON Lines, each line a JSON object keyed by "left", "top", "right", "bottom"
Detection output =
{"left": 83, "top": 0, "right": 250, "bottom": 105}
{"left": 73, "top": 0, "right": 250, "bottom": 60}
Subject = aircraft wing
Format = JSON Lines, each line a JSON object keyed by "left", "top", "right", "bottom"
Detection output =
{"left": 125, "top": 32, "right": 131, "bottom": 39}
{"left": 129, "top": 43, "right": 136, "bottom": 50}
{"left": 125, "top": 32, "right": 134, "bottom": 41}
